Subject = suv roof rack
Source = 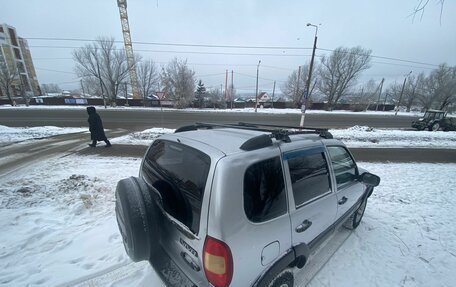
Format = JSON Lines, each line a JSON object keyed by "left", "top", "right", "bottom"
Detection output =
{"left": 175, "top": 122, "right": 333, "bottom": 151}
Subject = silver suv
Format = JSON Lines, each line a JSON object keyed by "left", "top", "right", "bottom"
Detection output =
{"left": 115, "top": 123, "right": 380, "bottom": 287}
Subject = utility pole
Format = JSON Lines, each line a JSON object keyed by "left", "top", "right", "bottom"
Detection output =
{"left": 295, "top": 65, "right": 301, "bottom": 104}
{"left": 224, "top": 69, "right": 228, "bottom": 101}
{"left": 272, "top": 80, "right": 276, "bottom": 109}
{"left": 125, "top": 82, "right": 129, "bottom": 106}
{"left": 300, "top": 23, "right": 319, "bottom": 127}
{"left": 383, "top": 93, "right": 388, "bottom": 111}
{"left": 255, "top": 60, "right": 261, "bottom": 112}
{"left": 231, "top": 70, "right": 234, "bottom": 110}
{"left": 375, "top": 78, "right": 385, "bottom": 111}
{"left": 96, "top": 61, "right": 107, "bottom": 109}
{"left": 395, "top": 71, "right": 412, "bottom": 116}
{"left": 80, "top": 79, "right": 86, "bottom": 97}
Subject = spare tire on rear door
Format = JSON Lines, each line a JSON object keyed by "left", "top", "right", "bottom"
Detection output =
{"left": 115, "top": 176, "right": 159, "bottom": 262}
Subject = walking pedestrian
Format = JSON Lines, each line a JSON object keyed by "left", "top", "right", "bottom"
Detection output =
{"left": 86, "top": 106, "right": 111, "bottom": 147}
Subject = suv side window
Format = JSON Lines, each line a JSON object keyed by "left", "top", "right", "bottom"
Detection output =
{"left": 327, "top": 146, "right": 358, "bottom": 190}
{"left": 244, "top": 157, "right": 286, "bottom": 223}
{"left": 286, "top": 148, "right": 331, "bottom": 207}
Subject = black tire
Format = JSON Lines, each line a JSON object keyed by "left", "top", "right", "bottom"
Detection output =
{"left": 115, "top": 176, "right": 159, "bottom": 262}
{"left": 343, "top": 198, "right": 367, "bottom": 230}
{"left": 267, "top": 271, "right": 294, "bottom": 287}
{"left": 431, "top": 122, "right": 440, "bottom": 131}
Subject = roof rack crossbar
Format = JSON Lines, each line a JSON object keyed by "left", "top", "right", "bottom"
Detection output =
{"left": 237, "top": 122, "right": 328, "bottom": 132}
{"left": 192, "top": 122, "right": 332, "bottom": 139}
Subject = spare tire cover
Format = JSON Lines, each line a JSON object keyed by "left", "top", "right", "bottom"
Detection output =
{"left": 115, "top": 176, "right": 159, "bottom": 262}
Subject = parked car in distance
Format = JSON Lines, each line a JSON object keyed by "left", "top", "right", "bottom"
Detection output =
{"left": 412, "top": 109, "right": 455, "bottom": 131}
{"left": 115, "top": 122, "right": 380, "bottom": 287}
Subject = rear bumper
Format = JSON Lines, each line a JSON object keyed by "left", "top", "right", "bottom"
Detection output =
{"left": 149, "top": 245, "right": 199, "bottom": 287}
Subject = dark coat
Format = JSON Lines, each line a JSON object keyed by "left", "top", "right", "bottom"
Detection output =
{"left": 87, "top": 107, "right": 107, "bottom": 141}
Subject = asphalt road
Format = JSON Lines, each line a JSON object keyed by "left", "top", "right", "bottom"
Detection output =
{"left": 0, "top": 108, "right": 418, "bottom": 130}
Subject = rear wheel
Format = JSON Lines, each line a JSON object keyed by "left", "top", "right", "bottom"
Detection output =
{"left": 344, "top": 198, "right": 367, "bottom": 230}
{"left": 431, "top": 122, "right": 440, "bottom": 131}
{"left": 267, "top": 271, "right": 294, "bottom": 287}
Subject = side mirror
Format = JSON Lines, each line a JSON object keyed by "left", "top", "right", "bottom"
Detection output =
{"left": 359, "top": 172, "right": 380, "bottom": 187}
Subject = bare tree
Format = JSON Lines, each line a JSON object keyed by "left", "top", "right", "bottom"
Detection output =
{"left": 207, "top": 88, "right": 226, "bottom": 109}
{"left": 40, "top": 83, "right": 62, "bottom": 94}
{"left": 137, "top": 59, "right": 159, "bottom": 102}
{"left": 318, "top": 46, "right": 372, "bottom": 110}
{"left": 281, "top": 66, "right": 307, "bottom": 106}
{"left": 350, "top": 79, "right": 378, "bottom": 108}
{"left": 0, "top": 61, "right": 18, "bottom": 106}
{"left": 81, "top": 77, "right": 102, "bottom": 98}
{"left": 73, "top": 36, "right": 141, "bottom": 106}
{"left": 403, "top": 73, "right": 426, "bottom": 112}
{"left": 411, "top": 0, "right": 445, "bottom": 24}
{"left": 280, "top": 63, "right": 319, "bottom": 107}
{"left": 420, "top": 64, "right": 456, "bottom": 110}
{"left": 160, "top": 58, "right": 196, "bottom": 108}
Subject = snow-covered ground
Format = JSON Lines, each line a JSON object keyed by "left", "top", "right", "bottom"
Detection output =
{"left": 0, "top": 125, "right": 87, "bottom": 147}
{"left": 330, "top": 126, "right": 456, "bottom": 148}
{"left": 0, "top": 154, "right": 455, "bottom": 286}
{"left": 110, "top": 126, "right": 456, "bottom": 149}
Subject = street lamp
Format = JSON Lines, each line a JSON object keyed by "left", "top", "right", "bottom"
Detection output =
{"left": 255, "top": 60, "right": 261, "bottom": 112}
{"left": 300, "top": 23, "right": 319, "bottom": 127}
{"left": 395, "top": 71, "right": 413, "bottom": 116}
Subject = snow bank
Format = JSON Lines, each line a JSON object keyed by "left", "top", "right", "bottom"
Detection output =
{"left": 109, "top": 125, "right": 456, "bottom": 149}
{"left": 330, "top": 125, "right": 456, "bottom": 148}
{"left": 1, "top": 155, "right": 455, "bottom": 286}
{"left": 0, "top": 155, "right": 162, "bottom": 286}
{"left": 0, "top": 125, "right": 87, "bottom": 146}
{"left": 110, "top": 128, "right": 175, "bottom": 146}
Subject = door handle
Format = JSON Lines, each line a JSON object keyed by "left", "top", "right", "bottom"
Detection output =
{"left": 295, "top": 220, "right": 312, "bottom": 233}
{"left": 338, "top": 196, "right": 348, "bottom": 205}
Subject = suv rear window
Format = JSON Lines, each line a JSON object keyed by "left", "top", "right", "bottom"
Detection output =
{"left": 244, "top": 157, "right": 287, "bottom": 223}
{"left": 142, "top": 140, "right": 210, "bottom": 234}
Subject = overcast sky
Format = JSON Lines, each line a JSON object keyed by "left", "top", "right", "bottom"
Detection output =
{"left": 1, "top": 0, "right": 455, "bottom": 94}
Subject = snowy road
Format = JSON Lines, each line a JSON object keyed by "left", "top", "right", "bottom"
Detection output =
{"left": 0, "top": 129, "right": 130, "bottom": 179}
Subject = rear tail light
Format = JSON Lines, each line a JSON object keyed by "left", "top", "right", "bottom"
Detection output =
{"left": 203, "top": 236, "right": 233, "bottom": 287}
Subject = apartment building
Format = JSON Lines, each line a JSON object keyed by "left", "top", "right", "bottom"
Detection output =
{"left": 0, "top": 23, "right": 40, "bottom": 98}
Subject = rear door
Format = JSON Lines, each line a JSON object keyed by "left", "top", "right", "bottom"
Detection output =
{"left": 282, "top": 146, "right": 338, "bottom": 250}
{"left": 326, "top": 146, "right": 365, "bottom": 220}
{"left": 141, "top": 139, "right": 223, "bottom": 286}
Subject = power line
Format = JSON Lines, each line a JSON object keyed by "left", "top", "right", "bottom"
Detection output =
{"left": 25, "top": 37, "right": 314, "bottom": 50}
{"left": 24, "top": 36, "right": 443, "bottom": 67}
{"left": 234, "top": 72, "right": 286, "bottom": 83}
{"left": 317, "top": 47, "right": 439, "bottom": 67}
{"left": 35, "top": 67, "right": 77, "bottom": 75}
{"left": 28, "top": 45, "right": 314, "bottom": 57}
{"left": 195, "top": 72, "right": 226, "bottom": 78}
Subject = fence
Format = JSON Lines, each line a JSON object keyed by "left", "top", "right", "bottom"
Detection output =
{"left": 0, "top": 97, "right": 395, "bottom": 111}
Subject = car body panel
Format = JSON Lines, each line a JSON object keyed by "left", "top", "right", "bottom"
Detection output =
{"left": 207, "top": 145, "right": 292, "bottom": 286}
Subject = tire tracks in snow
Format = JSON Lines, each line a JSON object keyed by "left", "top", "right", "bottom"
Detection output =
{"left": 56, "top": 261, "right": 149, "bottom": 287}
{"left": 0, "top": 129, "right": 129, "bottom": 180}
